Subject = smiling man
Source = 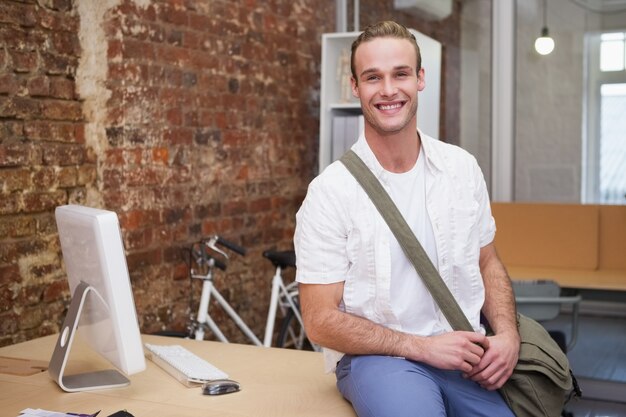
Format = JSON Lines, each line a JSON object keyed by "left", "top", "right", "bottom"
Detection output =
{"left": 294, "top": 21, "right": 520, "bottom": 417}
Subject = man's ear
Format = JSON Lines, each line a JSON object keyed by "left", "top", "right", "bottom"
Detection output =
{"left": 351, "top": 76, "right": 359, "bottom": 98}
{"left": 417, "top": 67, "right": 425, "bottom": 92}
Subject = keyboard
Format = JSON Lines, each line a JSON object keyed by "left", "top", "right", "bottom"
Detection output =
{"left": 144, "top": 343, "right": 229, "bottom": 387}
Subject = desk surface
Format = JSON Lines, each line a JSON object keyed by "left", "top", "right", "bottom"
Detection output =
{"left": 0, "top": 334, "right": 356, "bottom": 417}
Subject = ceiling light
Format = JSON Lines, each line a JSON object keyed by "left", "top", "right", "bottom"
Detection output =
{"left": 535, "top": 0, "right": 555, "bottom": 55}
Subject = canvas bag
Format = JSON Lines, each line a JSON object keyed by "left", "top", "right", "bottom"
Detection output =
{"left": 340, "top": 150, "right": 578, "bottom": 417}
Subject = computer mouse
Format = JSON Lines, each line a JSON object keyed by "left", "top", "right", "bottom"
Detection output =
{"left": 202, "top": 379, "right": 241, "bottom": 395}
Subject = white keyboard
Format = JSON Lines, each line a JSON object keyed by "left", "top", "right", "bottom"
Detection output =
{"left": 144, "top": 343, "right": 229, "bottom": 387}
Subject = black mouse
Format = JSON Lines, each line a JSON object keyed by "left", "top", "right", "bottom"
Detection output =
{"left": 202, "top": 379, "right": 241, "bottom": 395}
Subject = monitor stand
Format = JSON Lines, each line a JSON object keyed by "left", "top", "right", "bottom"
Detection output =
{"left": 49, "top": 281, "right": 130, "bottom": 392}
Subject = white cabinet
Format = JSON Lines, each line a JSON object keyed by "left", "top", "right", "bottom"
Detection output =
{"left": 319, "top": 30, "right": 442, "bottom": 172}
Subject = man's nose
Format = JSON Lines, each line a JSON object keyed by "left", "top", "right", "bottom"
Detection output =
{"left": 380, "top": 77, "right": 397, "bottom": 97}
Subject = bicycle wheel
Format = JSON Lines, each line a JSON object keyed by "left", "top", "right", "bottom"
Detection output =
{"left": 276, "top": 307, "right": 315, "bottom": 350}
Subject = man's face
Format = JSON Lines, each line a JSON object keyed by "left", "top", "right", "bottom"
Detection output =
{"left": 351, "top": 37, "right": 424, "bottom": 137}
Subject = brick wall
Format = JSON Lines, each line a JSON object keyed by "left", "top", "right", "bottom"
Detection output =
{"left": 0, "top": 0, "right": 461, "bottom": 347}
{"left": 0, "top": 0, "right": 88, "bottom": 344}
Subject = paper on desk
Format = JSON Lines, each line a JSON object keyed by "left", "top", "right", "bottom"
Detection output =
{"left": 19, "top": 409, "right": 99, "bottom": 417}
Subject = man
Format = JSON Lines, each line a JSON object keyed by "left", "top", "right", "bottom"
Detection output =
{"left": 294, "top": 21, "right": 520, "bottom": 417}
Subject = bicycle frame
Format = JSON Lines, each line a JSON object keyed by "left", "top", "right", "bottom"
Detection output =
{"left": 263, "top": 265, "right": 304, "bottom": 347}
{"left": 189, "top": 237, "right": 262, "bottom": 346}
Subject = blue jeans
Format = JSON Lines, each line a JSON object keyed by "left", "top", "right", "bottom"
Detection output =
{"left": 336, "top": 355, "right": 515, "bottom": 417}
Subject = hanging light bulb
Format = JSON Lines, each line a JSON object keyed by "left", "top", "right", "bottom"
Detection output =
{"left": 535, "top": 27, "right": 555, "bottom": 55}
{"left": 534, "top": 0, "right": 555, "bottom": 55}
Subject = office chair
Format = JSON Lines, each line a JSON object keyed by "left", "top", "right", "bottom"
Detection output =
{"left": 512, "top": 280, "right": 581, "bottom": 353}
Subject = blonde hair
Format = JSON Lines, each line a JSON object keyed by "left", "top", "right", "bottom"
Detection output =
{"left": 350, "top": 21, "right": 422, "bottom": 83}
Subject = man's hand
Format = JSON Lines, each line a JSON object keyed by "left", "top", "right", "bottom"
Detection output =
{"left": 464, "top": 331, "right": 520, "bottom": 390}
{"left": 414, "top": 331, "right": 490, "bottom": 374}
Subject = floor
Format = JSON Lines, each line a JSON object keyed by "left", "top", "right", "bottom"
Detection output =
{"left": 543, "top": 313, "right": 626, "bottom": 417}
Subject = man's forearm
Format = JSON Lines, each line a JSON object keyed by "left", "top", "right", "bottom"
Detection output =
{"left": 306, "top": 305, "right": 422, "bottom": 359}
{"left": 479, "top": 245, "right": 518, "bottom": 336}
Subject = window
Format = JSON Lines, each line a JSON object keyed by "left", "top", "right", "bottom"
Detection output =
{"left": 600, "top": 32, "right": 625, "bottom": 72}
{"left": 583, "top": 31, "right": 626, "bottom": 204}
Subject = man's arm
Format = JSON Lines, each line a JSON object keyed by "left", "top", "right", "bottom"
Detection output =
{"left": 299, "top": 281, "right": 489, "bottom": 373}
{"left": 466, "top": 242, "right": 520, "bottom": 389}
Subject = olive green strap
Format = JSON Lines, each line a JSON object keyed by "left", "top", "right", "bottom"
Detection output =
{"left": 340, "top": 150, "right": 473, "bottom": 332}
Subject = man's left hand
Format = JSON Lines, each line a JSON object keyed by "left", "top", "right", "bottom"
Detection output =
{"left": 463, "top": 331, "right": 520, "bottom": 390}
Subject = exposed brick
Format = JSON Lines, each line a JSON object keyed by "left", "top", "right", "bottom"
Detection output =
{"left": 0, "top": 142, "right": 39, "bottom": 167}
{"left": 49, "top": 77, "right": 75, "bottom": 99}
{"left": 40, "top": 99, "right": 82, "bottom": 121}
{"left": 31, "top": 166, "right": 56, "bottom": 189}
{"left": 0, "top": 97, "right": 41, "bottom": 119}
{"left": 0, "top": 74, "right": 20, "bottom": 95}
{"left": 22, "top": 190, "right": 67, "bottom": 213}
{"left": 42, "top": 279, "right": 69, "bottom": 303}
{"left": 42, "top": 143, "right": 85, "bottom": 166}
{"left": 27, "top": 75, "right": 51, "bottom": 97}
{"left": 10, "top": 50, "right": 39, "bottom": 73}
{"left": 0, "top": 168, "right": 31, "bottom": 191}
{"left": 56, "top": 166, "right": 78, "bottom": 187}
{"left": 24, "top": 121, "right": 81, "bottom": 143}
{"left": 0, "top": 264, "right": 22, "bottom": 286}
{"left": 40, "top": 51, "right": 76, "bottom": 76}
{"left": 0, "top": 2, "right": 38, "bottom": 27}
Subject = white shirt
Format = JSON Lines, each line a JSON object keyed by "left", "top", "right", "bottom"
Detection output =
{"left": 294, "top": 131, "right": 496, "bottom": 372}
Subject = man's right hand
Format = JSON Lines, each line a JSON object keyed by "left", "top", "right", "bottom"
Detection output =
{"left": 413, "top": 331, "right": 489, "bottom": 373}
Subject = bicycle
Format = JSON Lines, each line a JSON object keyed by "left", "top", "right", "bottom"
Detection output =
{"left": 185, "top": 235, "right": 317, "bottom": 351}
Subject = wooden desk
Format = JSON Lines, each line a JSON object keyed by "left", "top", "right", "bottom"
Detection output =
{"left": 0, "top": 334, "right": 356, "bottom": 417}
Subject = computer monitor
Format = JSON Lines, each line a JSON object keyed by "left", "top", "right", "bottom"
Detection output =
{"left": 49, "top": 204, "right": 146, "bottom": 392}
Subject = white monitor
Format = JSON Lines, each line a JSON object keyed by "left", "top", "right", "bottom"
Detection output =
{"left": 50, "top": 204, "right": 145, "bottom": 392}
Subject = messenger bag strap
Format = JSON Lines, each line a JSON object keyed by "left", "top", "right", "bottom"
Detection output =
{"left": 340, "top": 150, "right": 473, "bottom": 332}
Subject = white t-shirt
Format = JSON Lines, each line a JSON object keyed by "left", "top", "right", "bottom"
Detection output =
{"left": 386, "top": 150, "right": 439, "bottom": 335}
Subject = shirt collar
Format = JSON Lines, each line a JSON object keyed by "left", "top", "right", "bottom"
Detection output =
{"left": 352, "top": 129, "right": 444, "bottom": 178}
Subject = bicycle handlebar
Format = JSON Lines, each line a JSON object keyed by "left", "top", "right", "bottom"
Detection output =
{"left": 215, "top": 236, "right": 247, "bottom": 256}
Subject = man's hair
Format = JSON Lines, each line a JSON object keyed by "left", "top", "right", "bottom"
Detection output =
{"left": 350, "top": 21, "right": 422, "bottom": 83}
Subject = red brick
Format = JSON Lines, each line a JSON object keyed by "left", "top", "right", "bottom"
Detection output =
{"left": 0, "top": 168, "right": 31, "bottom": 191}
{"left": 42, "top": 143, "right": 84, "bottom": 166}
{"left": 0, "top": 74, "right": 20, "bottom": 95}
{"left": 152, "top": 147, "right": 169, "bottom": 164}
{"left": 0, "top": 97, "right": 41, "bottom": 119}
{"left": 163, "top": 127, "right": 193, "bottom": 145}
{"left": 49, "top": 77, "right": 75, "bottom": 99}
{"left": 40, "top": 100, "right": 82, "bottom": 121}
{"left": 31, "top": 166, "right": 56, "bottom": 188}
{"left": 11, "top": 50, "right": 39, "bottom": 73}
{"left": 27, "top": 75, "right": 50, "bottom": 97}
{"left": 40, "top": 51, "right": 77, "bottom": 76}
{"left": 126, "top": 248, "right": 162, "bottom": 271}
{"left": 122, "top": 39, "right": 155, "bottom": 61}
{"left": 0, "top": 142, "right": 39, "bottom": 167}
{"left": 42, "top": 279, "right": 68, "bottom": 303}
{"left": 0, "top": 2, "right": 38, "bottom": 27}
{"left": 22, "top": 190, "right": 66, "bottom": 213}
{"left": 57, "top": 166, "right": 78, "bottom": 187}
